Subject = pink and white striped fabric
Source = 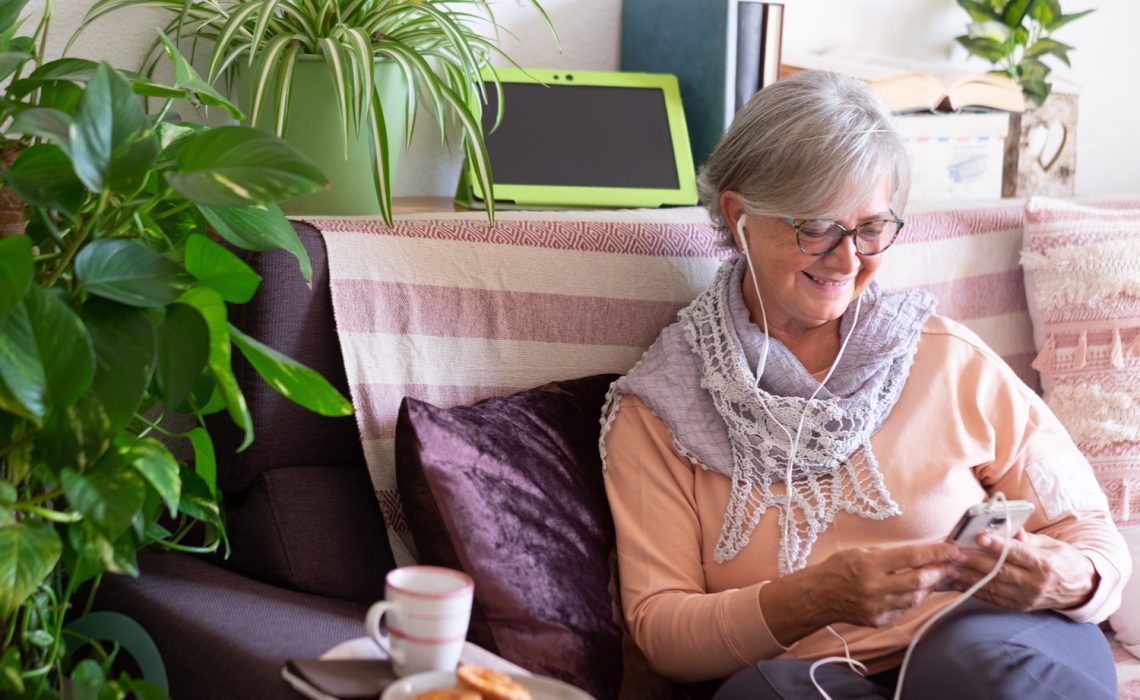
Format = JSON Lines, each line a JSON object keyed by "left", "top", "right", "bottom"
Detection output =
{"left": 1021, "top": 197, "right": 1140, "bottom": 526}
{"left": 305, "top": 201, "right": 1034, "bottom": 563}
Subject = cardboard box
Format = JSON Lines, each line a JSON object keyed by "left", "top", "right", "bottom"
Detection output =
{"left": 892, "top": 111, "right": 1010, "bottom": 203}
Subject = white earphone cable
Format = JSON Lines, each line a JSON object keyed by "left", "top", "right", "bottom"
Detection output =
{"left": 736, "top": 215, "right": 868, "bottom": 691}
{"left": 736, "top": 215, "right": 1012, "bottom": 699}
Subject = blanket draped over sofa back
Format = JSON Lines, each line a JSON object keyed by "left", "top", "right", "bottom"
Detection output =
{"left": 305, "top": 202, "right": 1034, "bottom": 563}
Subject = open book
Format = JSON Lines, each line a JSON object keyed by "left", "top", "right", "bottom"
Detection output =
{"left": 782, "top": 50, "right": 1025, "bottom": 114}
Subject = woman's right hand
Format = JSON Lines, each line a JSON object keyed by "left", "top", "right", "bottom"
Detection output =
{"left": 760, "top": 542, "right": 962, "bottom": 645}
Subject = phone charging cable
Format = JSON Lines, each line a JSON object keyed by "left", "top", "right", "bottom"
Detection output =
{"left": 890, "top": 492, "right": 1013, "bottom": 700}
{"left": 808, "top": 494, "right": 1013, "bottom": 700}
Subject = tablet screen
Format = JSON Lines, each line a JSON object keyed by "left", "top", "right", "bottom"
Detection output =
{"left": 480, "top": 82, "right": 680, "bottom": 190}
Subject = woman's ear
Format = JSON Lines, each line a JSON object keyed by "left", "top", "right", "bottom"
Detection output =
{"left": 720, "top": 191, "right": 746, "bottom": 249}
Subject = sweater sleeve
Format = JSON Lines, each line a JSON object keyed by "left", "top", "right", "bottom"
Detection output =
{"left": 602, "top": 395, "right": 789, "bottom": 682}
{"left": 965, "top": 347, "right": 1131, "bottom": 623}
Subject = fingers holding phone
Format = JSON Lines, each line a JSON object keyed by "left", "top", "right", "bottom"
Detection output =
{"left": 950, "top": 528, "right": 1100, "bottom": 611}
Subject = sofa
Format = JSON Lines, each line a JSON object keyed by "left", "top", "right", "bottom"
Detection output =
{"left": 92, "top": 198, "right": 1140, "bottom": 699}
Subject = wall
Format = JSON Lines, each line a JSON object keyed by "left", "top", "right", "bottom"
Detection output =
{"left": 33, "top": 0, "right": 1138, "bottom": 199}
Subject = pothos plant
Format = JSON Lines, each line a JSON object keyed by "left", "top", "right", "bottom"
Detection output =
{"left": 75, "top": 0, "right": 557, "bottom": 224}
{"left": 955, "top": 0, "right": 1094, "bottom": 106}
{"left": 0, "top": 9, "right": 352, "bottom": 699}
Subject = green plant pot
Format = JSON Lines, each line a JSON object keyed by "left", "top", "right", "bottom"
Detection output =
{"left": 238, "top": 56, "right": 408, "bottom": 216}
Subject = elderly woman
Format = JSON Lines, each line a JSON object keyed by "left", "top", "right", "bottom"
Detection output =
{"left": 601, "top": 70, "right": 1129, "bottom": 699}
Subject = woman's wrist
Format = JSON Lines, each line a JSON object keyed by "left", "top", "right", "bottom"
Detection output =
{"left": 1059, "top": 555, "right": 1100, "bottom": 610}
{"left": 758, "top": 565, "right": 832, "bottom": 647}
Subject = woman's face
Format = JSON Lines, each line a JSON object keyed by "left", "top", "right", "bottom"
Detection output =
{"left": 728, "top": 183, "right": 893, "bottom": 336}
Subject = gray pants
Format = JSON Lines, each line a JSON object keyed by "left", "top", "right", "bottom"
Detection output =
{"left": 712, "top": 600, "right": 1116, "bottom": 699}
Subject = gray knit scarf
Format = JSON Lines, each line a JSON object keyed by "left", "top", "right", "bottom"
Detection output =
{"left": 601, "top": 256, "right": 936, "bottom": 574}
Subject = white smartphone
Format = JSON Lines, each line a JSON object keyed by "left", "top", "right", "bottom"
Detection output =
{"left": 946, "top": 496, "right": 1036, "bottom": 549}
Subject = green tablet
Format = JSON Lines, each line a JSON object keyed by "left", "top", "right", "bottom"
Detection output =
{"left": 456, "top": 68, "right": 699, "bottom": 210}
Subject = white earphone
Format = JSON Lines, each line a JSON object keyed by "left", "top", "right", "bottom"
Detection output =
{"left": 734, "top": 212, "right": 1012, "bottom": 700}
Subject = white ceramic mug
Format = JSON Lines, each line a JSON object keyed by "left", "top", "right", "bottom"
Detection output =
{"left": 365, "top": 566, "right": 474, "bottom": 677}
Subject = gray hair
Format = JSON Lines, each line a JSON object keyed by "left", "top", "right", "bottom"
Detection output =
{"left": 697, "top": 70, "right": 911, "bottom": 232}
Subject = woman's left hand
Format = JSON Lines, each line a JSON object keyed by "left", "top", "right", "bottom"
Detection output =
{"left": 951, "top": 529, "right": 1100, "bottom": 611}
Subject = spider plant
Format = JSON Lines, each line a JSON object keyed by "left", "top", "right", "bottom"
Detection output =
{"left": 73, "top": 0, "right": 557, "bottom": 224}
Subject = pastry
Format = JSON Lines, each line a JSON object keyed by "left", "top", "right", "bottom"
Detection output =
{"left": 455, "top": 664, "right": 533, "bottom": 700}
{"left": 410, "top": 689, "right": 481, "bottom": 700}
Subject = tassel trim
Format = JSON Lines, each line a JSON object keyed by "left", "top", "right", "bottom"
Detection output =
{"left": 1111, "top": 328, "right": 1125, "bottom": 369}
{"left": 1032, "top": 335, "right": 1056, "bottom": 373}
{"left": 1129, "top": 331, "right": 1140, "bottom": 358}
{"left": 1073, "top": 331, "right": 1088, "bottom": 370}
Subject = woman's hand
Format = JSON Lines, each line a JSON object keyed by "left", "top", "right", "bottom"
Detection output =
{"left": 811, "top": 543, "right": 963, "bottom": 627}
{"left": 760, "top": 542, "right": 961, "bottom": 645}
{"left": 951, "top": 529, "right": 1099, "bottom": 611}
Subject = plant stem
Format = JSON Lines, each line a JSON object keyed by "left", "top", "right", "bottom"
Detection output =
{"left": 132, "top": 412, "right": 177, "bottom": 438}
{"left": 82, "top": 573, "right": 102, "bottom": 618}
{"left": 44, "top": 188, "right": 112, "bottom": 287}
{"left": 12, "top": 504, "right": 82, "bottom": 522}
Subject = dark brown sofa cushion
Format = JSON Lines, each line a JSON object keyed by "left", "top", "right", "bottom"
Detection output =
{"left": 206, "top": 222, "right": 395, "bottom": 601}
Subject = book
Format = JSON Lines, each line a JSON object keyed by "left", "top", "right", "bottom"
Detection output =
{"left": 621, "top": 0, "right": 785, "bottom": 166}
{"left": 782, "top": 50, "right": 1025, "bottom": 114}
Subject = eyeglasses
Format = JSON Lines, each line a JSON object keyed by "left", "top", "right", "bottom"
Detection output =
{"left": 781, "top": 211, "right": 904, "bottom": 256}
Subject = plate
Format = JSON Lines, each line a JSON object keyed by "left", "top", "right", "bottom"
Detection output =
{"left": 381, "top": 670, "right": 594, "bottom": 700}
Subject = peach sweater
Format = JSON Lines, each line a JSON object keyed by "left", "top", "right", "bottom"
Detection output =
{"left": 603, "top": 315, "right": 1129, "bottom": 682}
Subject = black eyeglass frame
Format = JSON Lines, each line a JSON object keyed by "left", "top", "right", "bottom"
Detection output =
{"left": 781, "top": 211, "right": 905, "bottom": 257}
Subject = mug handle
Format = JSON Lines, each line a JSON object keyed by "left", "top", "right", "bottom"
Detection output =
{"left": 365, "top": 601, "right": 396, "bottom": 657}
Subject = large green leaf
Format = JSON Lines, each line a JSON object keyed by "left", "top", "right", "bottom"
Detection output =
{"left": 955, "top": 35, "right": 1008, "bottom": 62}
{"left": 0, "top": 645, "right": 23, "bottom": 694}
{"left": 967, "top": 20, "right": 1012, "bottom": 43}
{"left": 186, "top": 427, "right": 216, "bottom": 498}
{"left": 76, "top": 239, "right": 192, "bottom": 308}
{"left": 117, "top": 435, "right": 180, "bottom": 516}
{"left": 25, "top": 285, "right": 95, "bottom": 409}
{"left": 1029, "top": 0, "right": 1059, "bottom": 26}
{"left": 177, "top": 464, "right": 221, "bottom": 530}
{"left": 61, "top": 459, "right": 147, "bottom": 538}
{"left": 1046, "top": 9, "right": 1094, "bottom": 32}
{"left": 957, "top": 0, "right": 1004, "bottom": 22}
{"left": 1002, "top": 0, "right": 1033, "bottom": 27}
{"left": 1, "top": 143, "right": 87, "bottom": 217}
{"left": 0, "top": 234, "right": 32, "bottom": 320}
{"left": 156, "top": 302, "right": 208, "bottom": 410}
{"left": 8, "top": 107, "right": 71, "bottom": 149}
{"left": 198, "top": 203, "right": 312, "bottom": 281}
{"left": 82, "top": 299, "right": 157, "bottom": 434}
{"left": 177, "top": 287, "right": 252, "bottom": 450}
{"left": 1026, "top": 37, "right": 1073, "bottom": 66}
{"left": 165, "top": 126, "right": 325, "bottom": 207}
{"left": 0, "top": 519, "right": 62, "bottom": 619}
{"left": 0, "top": 302, "right": 46, "bottom": 420}
{"left": 33, "top": 393, "right": 113, "bottom": 473}
{"left": 229, "top": 324, "right": 352, "bottom": 417}
{"left": 70, "top": 62, "right": 159, "bottom": 195}
{"left": 0, "top": 0, "right": 32, "bottom": 33}
{"left": 184, "top": 234, "right": 260, "bottom": 303}
{"left": 70, "top": 659, "right": 105, "bottom": 700}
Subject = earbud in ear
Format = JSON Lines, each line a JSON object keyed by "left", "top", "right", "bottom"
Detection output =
{"left": 736, "top": 215, "right": 749, "bottom": 255}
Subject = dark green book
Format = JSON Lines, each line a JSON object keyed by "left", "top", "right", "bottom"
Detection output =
{"left": 621, "top": 0, "right": 784, "bottom": 167}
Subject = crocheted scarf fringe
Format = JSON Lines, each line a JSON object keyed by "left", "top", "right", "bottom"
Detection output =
{"left": 601, "top": 257, "right": 935, "bottom": 574}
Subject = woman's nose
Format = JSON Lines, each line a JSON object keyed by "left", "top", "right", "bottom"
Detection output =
{"left": 823, "top": 234, "right": 860, "bottom": 272}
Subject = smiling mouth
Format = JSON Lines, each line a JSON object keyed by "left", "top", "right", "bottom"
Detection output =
{"left": 803, "top": 272, "right": 852, "bottom": 288}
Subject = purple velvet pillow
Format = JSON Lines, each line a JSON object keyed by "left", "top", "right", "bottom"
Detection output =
{"left": 395, "top": 374, "right": 621, "bottom": 700}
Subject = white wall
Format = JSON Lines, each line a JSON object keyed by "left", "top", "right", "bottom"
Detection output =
{"left": 32, "top": 0, "right": 1139, "bottom": 198}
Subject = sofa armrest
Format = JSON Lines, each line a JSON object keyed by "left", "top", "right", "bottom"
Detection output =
{"left": 96, "top": 551, "right": 367, "bottom": 700}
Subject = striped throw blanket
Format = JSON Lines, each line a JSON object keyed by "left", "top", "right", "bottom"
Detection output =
{"left": 306, "top": 200, "right": 1034, "bottom": 564}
